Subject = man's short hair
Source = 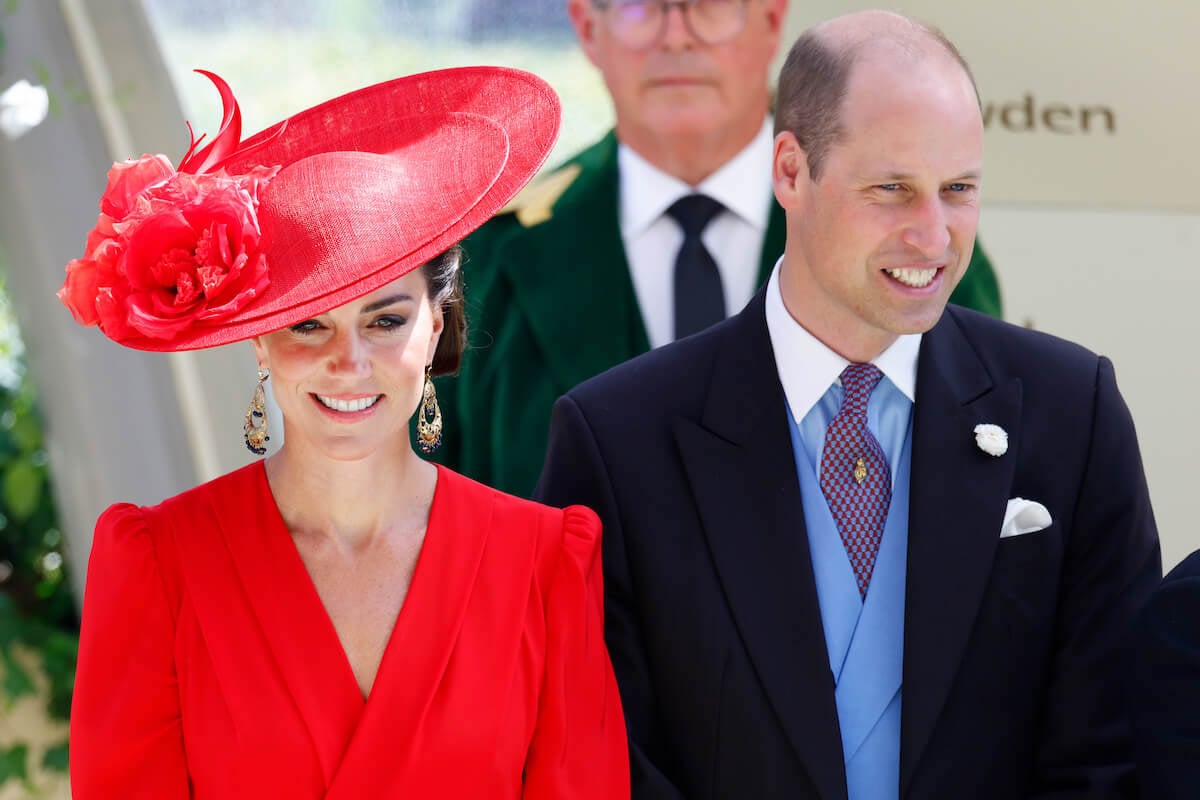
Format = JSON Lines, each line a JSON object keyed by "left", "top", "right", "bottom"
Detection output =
{"left": 774, "top": 20, "right": 980, "bottom": 181}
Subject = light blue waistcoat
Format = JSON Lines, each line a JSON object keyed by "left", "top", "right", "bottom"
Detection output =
{"left": 786, "top": 383, "right": 913, "bottom": 800}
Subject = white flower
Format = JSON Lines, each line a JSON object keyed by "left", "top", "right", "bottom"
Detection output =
{"left": 0, "top": 80, "right": 50, "bottom": 140}
{"left": 974, "top": 423, "right": 1008, "bottom": 457}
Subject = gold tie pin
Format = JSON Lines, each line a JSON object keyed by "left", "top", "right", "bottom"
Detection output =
{"left": 853, "top": 457, "right": 867, "bottom": 484}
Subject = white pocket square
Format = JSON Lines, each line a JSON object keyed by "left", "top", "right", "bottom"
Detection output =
{"left": 1000, "top": 498, "right": 1052, "bottom": 538}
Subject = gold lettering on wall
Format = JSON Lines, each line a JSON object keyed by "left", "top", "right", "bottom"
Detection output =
{"left": 982, "top": 94, "right": 1117, "bottom": 134}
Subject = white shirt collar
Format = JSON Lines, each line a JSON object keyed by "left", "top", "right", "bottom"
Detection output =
{"left": 764, "top": 261, "right": 921, "bottom": 423}
{"left": 618, "top": 117, "right": 774, "bottom": 237}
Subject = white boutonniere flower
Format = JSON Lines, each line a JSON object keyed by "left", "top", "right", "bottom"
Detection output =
{"left": 974, "top": 423, "right": 1008, "bottom": 457}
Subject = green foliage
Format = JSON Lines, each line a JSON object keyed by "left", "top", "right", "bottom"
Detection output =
{"left": 0, "top": 744, "right": 29, "bottom": 788}
{"left": 0, "top": 637, "right": 35, "bottom": 701}
{"left": 0, "top": 380, "right": 77, "bottom": 645}
{"left": 0, "top": 266, "right": 76, "bottom": 791}
{"left": 41, "top": 741, "right": 68, "bottom": 772}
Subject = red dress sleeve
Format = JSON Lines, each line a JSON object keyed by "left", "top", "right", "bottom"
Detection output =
{"left": 523, "top": 504, "right": 631, "bottom": 798}
{"left": 70, "top": 503, "right": 190, "bottom": 799}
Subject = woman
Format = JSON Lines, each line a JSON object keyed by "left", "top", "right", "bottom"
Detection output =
{"left": 60, "top": 67, "right": 629, "bottom": 798}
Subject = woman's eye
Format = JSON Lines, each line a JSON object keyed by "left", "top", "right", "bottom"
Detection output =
{"left": 289, "top": 319, "right": 321, "bottom": 334}
{"left": 372, "top": 315, "right": 407, "bottom": 330}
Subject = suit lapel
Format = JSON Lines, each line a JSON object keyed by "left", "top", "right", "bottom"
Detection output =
{"left": 900, "top": 310, "right": 1022, "bottom": 794}
{"left": 499, "top": 133, "right": 650, "bottom": 394}
{"left": 674, "top": 293, "right": 848, "bottom": 800}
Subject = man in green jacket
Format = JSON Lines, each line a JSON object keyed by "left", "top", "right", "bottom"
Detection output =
{"left": 432, "top": 0, "right": 1002, "bottom": 497}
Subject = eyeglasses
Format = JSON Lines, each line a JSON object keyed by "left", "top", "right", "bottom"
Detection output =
{"left": 591, "top": 0, "right": 751, "bottom": 50}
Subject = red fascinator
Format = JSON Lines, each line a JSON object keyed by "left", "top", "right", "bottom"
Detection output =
{"left": 58, "top": 67, "right": 561, "bottom": 351}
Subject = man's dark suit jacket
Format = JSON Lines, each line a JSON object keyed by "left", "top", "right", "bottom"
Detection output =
{"left": 535, "top": 290, "right": 1161, "bottom": 799}
{"left": 1132, "top": 548, "right": 1200, "bottom": 799}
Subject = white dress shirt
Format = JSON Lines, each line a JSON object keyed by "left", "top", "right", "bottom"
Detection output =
{"left": 618, "top": 118, "right": 775, "bottom": 349}
{"left": 764, "top": 261, "right": 921, "bottom": 424}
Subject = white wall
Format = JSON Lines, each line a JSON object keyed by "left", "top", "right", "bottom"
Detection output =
{"left": 982, "top": 206, "right": 1200, "bottom": 569}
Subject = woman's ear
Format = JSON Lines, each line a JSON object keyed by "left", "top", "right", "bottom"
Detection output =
{"left": 250, "top": 336, "right": 268, "bottom": 371}
{"left": 426, "top": 302, "right": 445, "bottom": 365}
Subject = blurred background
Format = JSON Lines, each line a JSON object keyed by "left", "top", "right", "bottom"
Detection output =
{"left": 0, "top": 0, "right": 1196, "bottom": 795}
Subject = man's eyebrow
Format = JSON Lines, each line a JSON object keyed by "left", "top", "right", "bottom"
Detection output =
{"left": 869, "top": 169, "right": 982, "bottom": 183}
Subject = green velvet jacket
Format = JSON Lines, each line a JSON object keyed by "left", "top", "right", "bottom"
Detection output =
{"left": 428, "top": 131, "right": 1003, "bottom": 497}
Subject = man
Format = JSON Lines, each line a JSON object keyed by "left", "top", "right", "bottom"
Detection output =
{"left": 437, "top": 0, "right": 1002, "bottom": 497}
{"left": 1132, "top": 550, "right": 1200, "bottom": 799}
{"left": 536, "top": 11, "right": 1160, "bottom": 799}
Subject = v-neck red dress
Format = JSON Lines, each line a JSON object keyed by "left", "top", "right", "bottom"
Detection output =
{"left": 69, "top": 463, "right": 629, "bottom": 798}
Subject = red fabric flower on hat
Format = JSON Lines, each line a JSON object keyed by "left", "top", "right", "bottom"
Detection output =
{"left": 57, "top": 72, "right": 278, "bottom": 342}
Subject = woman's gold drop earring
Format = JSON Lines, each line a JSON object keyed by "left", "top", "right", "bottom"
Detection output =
{"left": 243, "top": 368, "right": 270, "bottom": 456}
{"left": 416, "top": 365, "right": 443, "bottom": 454}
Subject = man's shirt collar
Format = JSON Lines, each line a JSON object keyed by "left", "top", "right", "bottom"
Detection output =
{"left": 764, "top": 261, "right": 920, "bottom": 423}
{"left": 618, "top": 117, "right": 774, "bottom": 237}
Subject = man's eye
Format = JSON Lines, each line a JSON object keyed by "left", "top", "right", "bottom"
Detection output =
{"left": 877, "top": 184, "right": 902, "bottom": 191}
{"left": 946, "top": 183, "right": 971, "bottom": 192}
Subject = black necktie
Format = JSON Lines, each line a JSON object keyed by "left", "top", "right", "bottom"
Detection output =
{"left": 667, "top": 194, "right": 726, "bottom": 340}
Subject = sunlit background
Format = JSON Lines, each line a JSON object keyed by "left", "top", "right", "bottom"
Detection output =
{"left": 145, "top": 0, "right": 613, "bottom": 170}
{"left": 2, "top": 0, "right": 1200, "bottom": 796}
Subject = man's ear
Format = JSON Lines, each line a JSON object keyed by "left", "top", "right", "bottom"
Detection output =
{"left": 764, "top": 0, "right": 789, "bottom": 48}
{"left": 567, "top": 0, "right": 602, "bottom": 67}
{"left": 773, "top": 131, "right": 811, "bottom": 211}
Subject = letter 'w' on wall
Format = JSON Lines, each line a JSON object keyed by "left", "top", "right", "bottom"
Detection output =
{"left": 780, "top": 1, "right": 1199, "bottom": 212}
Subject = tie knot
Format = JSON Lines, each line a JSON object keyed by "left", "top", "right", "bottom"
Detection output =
{"left": 667, "top": 194, "right": 724, "bottom": 238}
{"left": 838, "top": 363, "right": 883, "bottom": 414}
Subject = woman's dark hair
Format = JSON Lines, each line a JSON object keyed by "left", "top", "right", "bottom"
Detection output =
{"left": 421, "top": 245, "right": 466, "bottom": 376}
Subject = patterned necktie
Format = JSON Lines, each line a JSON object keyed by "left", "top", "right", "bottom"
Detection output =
{"left": 819, "top": 363, "right": 892, "bottom": 597}
{"left": 667, "top": 194, "right": 726, "bottom": 339}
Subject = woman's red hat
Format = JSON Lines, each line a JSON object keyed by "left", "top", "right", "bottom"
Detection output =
{"left": 58, "top": 66, "right": 560, "bottom": 351}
